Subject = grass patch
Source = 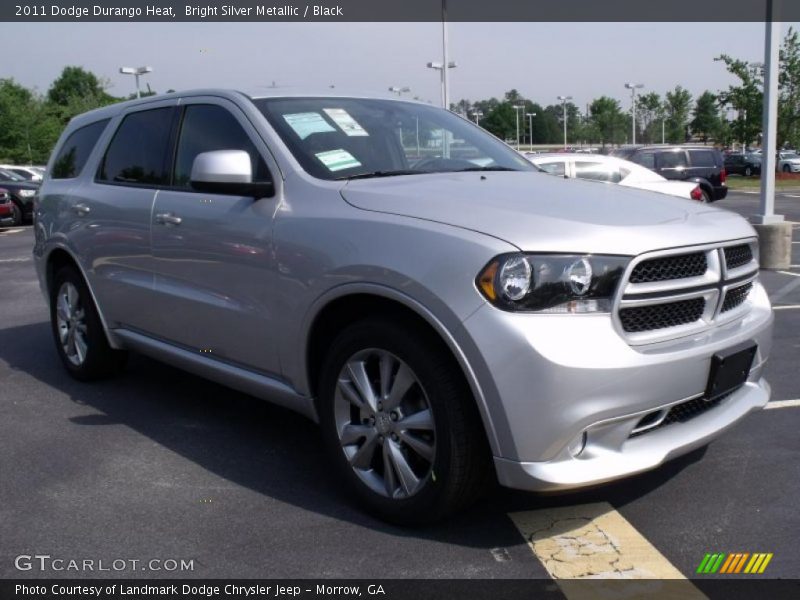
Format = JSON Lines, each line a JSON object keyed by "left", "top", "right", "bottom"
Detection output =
{"left": 726, "top": 173, "right": 800, "bottom": 190}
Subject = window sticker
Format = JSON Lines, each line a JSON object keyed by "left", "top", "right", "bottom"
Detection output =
{"left": 283, "top": 112, "right": 336, "bottom": 139}
{"left": 323, "top": 108, "right": 369, "bottom": 136}
{"left": 315, "top": 149, "right": 362, "bottom": 171}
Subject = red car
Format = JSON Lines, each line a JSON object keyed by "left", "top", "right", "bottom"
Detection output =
{"left": 0, "top": 188, "right": 14, "bottom": 227}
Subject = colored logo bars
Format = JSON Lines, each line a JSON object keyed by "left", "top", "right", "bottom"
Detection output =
{"left": 697, "top": 552, "right": 773, "bottom": 574}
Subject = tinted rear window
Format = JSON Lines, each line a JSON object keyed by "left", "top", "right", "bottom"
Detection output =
{"left": 689, "top": 150, "right": 717, "bottom": 167}
{"left": 51, "top": 119, "right": 109, "bottom": 179}
{"left": 98, "top": 108, "right": 174, "bottom": 186}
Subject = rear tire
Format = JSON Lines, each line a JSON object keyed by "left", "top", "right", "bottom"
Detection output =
{"left": 783, "top": 165, "right": 791, "bottom": 173}
{"left": 744, "top": 166, "right": 752, "bottom": 177}
{"left": 10, "top": 202, "right": 22, "bottom": 227}
{"left": 701, "top": 190, "right": 711, "bottom": 203}
{"left": 50, "top": 265, "right": 127, "bottom": 381}
{"left": 318, "top": 317, "right": 492, "bottom": 525}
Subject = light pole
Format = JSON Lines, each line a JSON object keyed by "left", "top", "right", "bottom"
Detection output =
{"left": 471, "top": 110, "right": 483, "bottom": 125}
{"left": 624, "top": 83, "right": 644, "bottom": 145}
{"left": 526, "top": 112, "right": 536, "bottom": 146}
{"left": 388, "top": 86, "right": 411, "bottom": 97}
{"left": 557, "top": 95, "right": 572, "bottom": 149}
{"left": 426, "top": 61, "right": 457, "bottom": 109}
{"left": 512, "top": 105, "right": 524, "bottom": 150}
{"left": 119, "top": 66, "right": 153, "bottom": 99}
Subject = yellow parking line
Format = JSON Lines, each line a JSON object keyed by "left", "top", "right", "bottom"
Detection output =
{"left": 765, "top": 399, "right": 800, "bottom": 409}
{"left": 509, "top": 503, "right": 704, "bottom": 590}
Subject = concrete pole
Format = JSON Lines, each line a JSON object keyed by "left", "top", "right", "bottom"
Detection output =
{"left": 752, "top": 2, "right": 792, "bottom": 269}
{"left": 442, "top": 0, "right": 449, "bottom": 112}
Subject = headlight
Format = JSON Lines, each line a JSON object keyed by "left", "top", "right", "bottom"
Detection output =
{"left": 18, "top": 189, "right": 36, "bottom": 198}
{"left": 476, "top": 253, "right": 630, "bottom": 313}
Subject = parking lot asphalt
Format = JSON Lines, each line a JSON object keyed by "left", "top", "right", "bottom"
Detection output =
{"left": 0, "top": 190, "right": 798, "bottom": 583}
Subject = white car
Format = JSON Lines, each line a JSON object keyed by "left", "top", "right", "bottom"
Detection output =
{"left": 0, "top": 165, "right": 43, "bottom": 182}
{"left": 525, "top": 153, "right": 704, "bottom": 201}
{"left": 777, "top": 152, "right": 800, "bottom": 173}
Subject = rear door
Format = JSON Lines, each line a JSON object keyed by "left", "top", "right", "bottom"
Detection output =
{"left": 73, "top": 100, "right": 179, "bottom": 334}
{"left": 149, "top": 98, "right": 282, "bottom": 375}
{"left": 687, "top": 149, "right": 720, "bottom": 185}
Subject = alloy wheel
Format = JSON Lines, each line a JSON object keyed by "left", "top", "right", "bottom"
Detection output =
{"left": 55, "top": 281, "right": 88, "bottom": 366}
{"left": 333, "top": 349, "right": 436, "bottom": 499}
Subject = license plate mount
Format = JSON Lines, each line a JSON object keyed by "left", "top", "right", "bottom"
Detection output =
{"left": 705, "top": 343, "right": 757, "bottom": 401}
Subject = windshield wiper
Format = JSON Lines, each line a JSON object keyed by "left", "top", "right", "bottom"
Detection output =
{"left": 455, "top": 166, "right": 518, "bottom": 172}
{"left": 337, "top": 169, "right": 426, "bottom": 181}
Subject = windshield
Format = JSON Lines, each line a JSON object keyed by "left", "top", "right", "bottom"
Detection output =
{"left": 254, "top": 97, "right": 534, "bottom": 180}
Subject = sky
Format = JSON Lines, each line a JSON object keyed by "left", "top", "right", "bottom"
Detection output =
{"left": 1, "top": 21, "right": 798, "bottom": 111}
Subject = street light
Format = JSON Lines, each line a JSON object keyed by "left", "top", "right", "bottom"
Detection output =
{"left": 512, "top": 105, "right": 524, "bottom": 150}
{"left": 624, "top": 82, "right": 644, "bottom": 145}
{"left": 388, "top": 86, "right": 411, "bottom": 97}
{"left": 119, "top": 66, "right": 153, "bottom": 99}
{"left": 557, "top": 95, "right": 572, "bottom": 149}
{"left": 471, "top": 110, "right": 483, "bottom": 125}
{"left": 526, "top": 112, "right": 536, "bottom": 146}
{"left": 426, "top": 61, "right": 457, "bottom": 109}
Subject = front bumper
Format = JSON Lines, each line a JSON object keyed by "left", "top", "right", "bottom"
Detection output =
{"left": 460, "top": 281, "right": 773, "bottom": 492}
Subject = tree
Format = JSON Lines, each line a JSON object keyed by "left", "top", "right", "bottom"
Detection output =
{"left": 715, "top": 54, "right": 763, "bottom": 148}
{"left": 636, "top": 92, "right": 663, "bottom": 144}
{"left": 0, "top": 79, "right": 61, "bottom": 164}
{"left": 691, "top": 91, "right": 721, "bottom": 144}
{"left": 46, "top": 66, "right": 118, "bottom": 124}
{"left": 588, "top": 96, "right": 627, "bottom": 147}
{"left": 779, "top": 27, "right": 800, "bottom": 149}
{"left": 663, "top": 86, "right": 693, "bottom": 143}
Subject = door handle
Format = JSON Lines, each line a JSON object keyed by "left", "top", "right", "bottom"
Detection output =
{"left": 72, "top": 203, "right": 90, "bottom": 216}
{"left": 155, "top": 212, "right": 182, "bottom": 226}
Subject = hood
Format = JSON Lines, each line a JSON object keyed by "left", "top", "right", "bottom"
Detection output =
{"left": 341, "top": 171, "right": 755, "bottom": 256}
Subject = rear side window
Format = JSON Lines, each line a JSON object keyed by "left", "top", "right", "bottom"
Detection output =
{"left": 574, "top": 161, "right": 622, "bottom": 183}
{"left": 173, "top": 104, "right": 270, "bottom": 188}
{"left": 98, "top": 108, "right": 174, "bottom": 186}
{"left": 631, "top": 152, "right": 655, "bottom": 169}
{"left": 658, "top": 151, "right": 688, "bottom": 169}
{"left": 51, "top": 119, "right": 109, "bottom": 179}
{"left": 689, "top": 150, "right": 717, "bottom": 168}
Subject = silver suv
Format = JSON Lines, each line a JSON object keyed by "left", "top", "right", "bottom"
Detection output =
{"left": 34, "top": 91, "right": 773, "bottom": 523}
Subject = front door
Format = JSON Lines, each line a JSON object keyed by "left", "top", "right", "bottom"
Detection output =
{"left": 150, "top": 99, "right": 281, "bottom": 376}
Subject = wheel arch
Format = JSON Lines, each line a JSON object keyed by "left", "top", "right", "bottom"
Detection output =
{"left": 44, "top": 245, "right": 123, "bottom": 350}
{"left": 302, "top": 285, "right": 502, "bottom": 455}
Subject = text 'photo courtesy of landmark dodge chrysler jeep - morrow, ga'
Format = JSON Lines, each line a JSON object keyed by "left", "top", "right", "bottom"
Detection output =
{"left": 33, "top": 91, "right": 773, "bottom": 524}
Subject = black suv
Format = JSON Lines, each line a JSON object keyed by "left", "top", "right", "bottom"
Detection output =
{"left": 611, "top": 146, "right": 727, "bottom": 202}
{"left": 0, "top": 169, "right": 39, "bottom": 225}
{"left": 724, "top": 153, "right": 761, "bottom": 177}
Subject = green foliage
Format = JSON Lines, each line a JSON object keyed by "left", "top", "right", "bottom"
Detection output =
{"left": 663, "top": 86, "right": 693, "bottom": 144}
{"left": 636, "top": 92, "right": 664, "bottom": 144}
{"left": 0, "top": 66, "right": 154, "bottom": 165}
{"left": 588, "top": 96, "right": 627, "bottom": 147}
{"left": 691, "top": 91, "right": 721, "bottom": 144}
{"left": 779, "top": 27, "right": 800, "bottom": 149}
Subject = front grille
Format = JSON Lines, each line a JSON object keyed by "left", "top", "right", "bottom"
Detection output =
{"left": 629, "top": 390, "right": 736, "bottom": 439}
{"left": 619, "top": 297, "right": 705, "bottom": 333}
{"left": 722, "top": 282, "right": 753, "bottom": 312}
{"left": 629, "top": 252, "right": 707, "bottom": 284}
{"left": 724, "top": 244, "right": 753, "bottom": 270}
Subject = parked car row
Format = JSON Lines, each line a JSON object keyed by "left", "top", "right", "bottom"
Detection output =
{"left": 0, "top": 164, "right": 45, "bottom": 182}
{"left": 524, "top": 152, "right": 705, "bottom": 201}
{"left": 0, "top": 188, "right": 15, "bottom": 227}
{"left": 0, "top": 168, "right": 40, "bottom": 226}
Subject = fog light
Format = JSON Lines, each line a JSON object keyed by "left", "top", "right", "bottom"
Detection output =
{"left": 567, "top": 432, "right": 587, "bottom": 457}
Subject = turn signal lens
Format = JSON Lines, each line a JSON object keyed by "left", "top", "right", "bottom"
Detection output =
{"left": 478, "top": 260, "right": 499, "bottom": 301}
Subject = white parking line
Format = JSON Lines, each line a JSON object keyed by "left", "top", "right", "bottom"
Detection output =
{"left": 765, "top": 399, "right": 800, "bottom": 409}
{"left": 0, "top": 228, "right": 25, "bottom": 235}
{"left": 774, "top": 304, "right": 800, "bottom": 311}
{"left": 777, "top": 270, "right": 800, "bottom": 277}
{"left": 0, "top": 257, "right": 32, "bottom": 263}
{"left": 509, "top": 503, "right": 701, "bottom": 586}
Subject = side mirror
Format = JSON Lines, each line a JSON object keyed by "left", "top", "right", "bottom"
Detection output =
{"left": 190, "top": 150, "right": 274, "bottom": 198}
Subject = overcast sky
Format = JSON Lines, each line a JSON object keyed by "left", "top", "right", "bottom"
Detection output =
{"left": 2, "top": 21, "right": 798, "bottom": 110}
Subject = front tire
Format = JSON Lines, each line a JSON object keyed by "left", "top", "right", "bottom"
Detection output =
{"left": 783, "top": 165, "right": 791, "bottom": 173}
{"left": 10, "top": 202, "right": 22, "bottom": 227}
{"left": 318, "top": 317, "right": 491, "bottom": 524}
{"left": 50, "top": 265, "right": 127, "bottom": 381}
{"left": 744, "top": 166, "right": 752, "bottom": 177}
